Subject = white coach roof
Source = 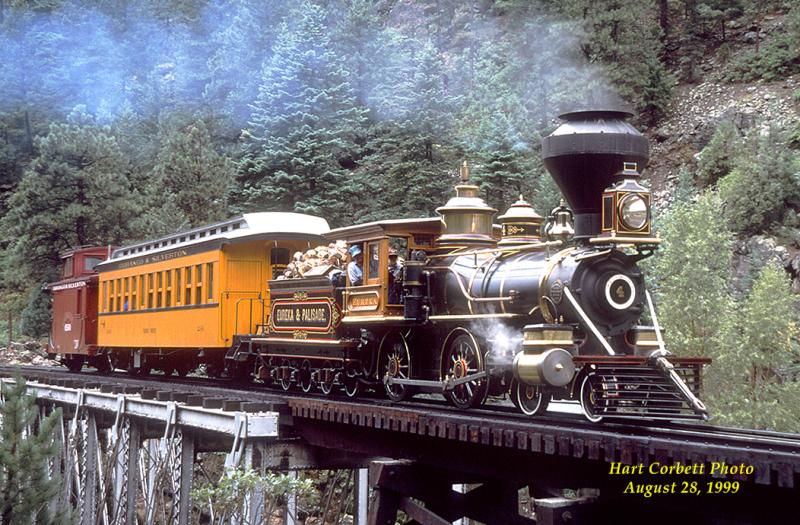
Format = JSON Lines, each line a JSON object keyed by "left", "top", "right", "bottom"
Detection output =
{"left": 103, "top": 212, "right": 330, "bottom": 264}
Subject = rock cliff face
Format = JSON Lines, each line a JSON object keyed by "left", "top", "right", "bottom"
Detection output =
{"left": 646, "top": 11, "right": 799, "bottom": 202}
{"left": 641, "top": 11, "right": 800, "bottom": 293}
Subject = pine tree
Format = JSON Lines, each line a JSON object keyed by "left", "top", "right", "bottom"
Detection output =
{"left": 566, "top": 0, "right": 675, "bottom": 124}
{"left": 695, "top": 121, "right": 741, "bottom": 188}
{"left": 237, "top": 1, "right": 368, "bottom": 226}
{"left": 356, "top": 39, "right": 461, "bottom": 222}
{"left": 717, "top": 127, "right": 800, "bottom": 235}
{"left": 0, "top": 377, "right": 70, "bottom": 525}
{"left": 205, "top": 0, "right": 287, "bottom": 125}
{"left": 145, "top": 118, "right": 234, "bottom": 233}
{"left": 2, "top": 107, "right": 141, "bottom": 335}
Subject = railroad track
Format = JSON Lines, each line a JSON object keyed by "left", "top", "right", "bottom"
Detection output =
{"left": 3, "top": 364, "right": 799, "bottom": 488}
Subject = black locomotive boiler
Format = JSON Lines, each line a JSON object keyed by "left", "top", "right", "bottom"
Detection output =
{"left": 227, "top": 107, "right": 711, "bottom": 422}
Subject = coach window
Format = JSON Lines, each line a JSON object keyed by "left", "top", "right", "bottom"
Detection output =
{"left": 166, "top": 270, "right": 172, "bottom": 307}
{"left": 131, "top": 277, "right": 137, "bottom": 311}
{"left": 156, "top": 272, "right": 163, "bottom": 308}
{"left": 206, "top": 262, "right": 214, "bottom": 302}
{"left": 175, "top": 268, "right": 182, "bottom": 305}
{"left": 116, "top": 279, "right": 122, "bottom": 312}
{"left": 124, "top": 278, "right": 130, "bottom": 311}
{"left": 366, "top": 241, "right": 381, "bottom": 284}
{"left": 195, "top": 264, "right": 203, "bottom": 305}
{"left": 102, "top": 281, "right": 108, "bottom": 313}
{"left": 147, "top": 273, "right": 154, "bottom": 309}
{"left": 138, "top": 275, "right": 145, "bottom": 309}
{"left": 185, "top": 267, "right": 192, "bottom": 305}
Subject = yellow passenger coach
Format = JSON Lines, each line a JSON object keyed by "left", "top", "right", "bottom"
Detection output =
{"left": 95, "top": 212, "right": 329, "bottom": 376}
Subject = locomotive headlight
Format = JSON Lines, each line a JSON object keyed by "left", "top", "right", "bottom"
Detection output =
{"left": 618, "top": 194, "right": 648, "bottom": 230}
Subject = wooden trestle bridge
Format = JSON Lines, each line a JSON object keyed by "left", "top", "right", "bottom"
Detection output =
{"left": 1, "top": 366, "right": 798, "bottom": 525}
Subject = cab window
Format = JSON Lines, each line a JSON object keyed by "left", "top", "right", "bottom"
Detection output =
{"left": 366, "top": 241, "right": 380, "bottom": 283}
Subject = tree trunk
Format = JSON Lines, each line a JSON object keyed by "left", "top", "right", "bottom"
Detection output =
{"left": 659, "top": 0, "right": 669, "bottom": 39}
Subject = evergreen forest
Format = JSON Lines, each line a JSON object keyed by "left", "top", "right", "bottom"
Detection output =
{"left": 1, "top": 0, "right": 799, "bottom": 431}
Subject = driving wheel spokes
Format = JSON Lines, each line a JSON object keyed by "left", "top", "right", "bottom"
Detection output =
{"left": 511, "top": 379, "right": 550, "bottom": 417}
{"left": 444, "top": 334, "right": 487, "bottom": 409}
{"left": 382, "top": 338, "right": 411, "bottom": 402}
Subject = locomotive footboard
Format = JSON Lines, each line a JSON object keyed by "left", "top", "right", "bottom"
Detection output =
{"left": 574, "top": 356, "right": 711, "bottom": 422}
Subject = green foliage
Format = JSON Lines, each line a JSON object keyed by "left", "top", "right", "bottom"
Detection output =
{"left": 144, "top": 118, "right": 234, "bottom": 234}
{"left": 193, "top": 468, "right": 314, "bottom": 522}
{"left": 724, "top": 6, "right": 800, "bottom": 82}
{"left": 0, "top": 376, "right": 71, "bottom": 524}
{"left": 562, "top": 0, "right": 674, "bottom": 124}
{"left": 717, "top": 127, "right": 800, "bottom": 235}
{"left": 673, "top": 164, "right": 699, "bottom": 204}
{"left": 237, "top": 0, "right": 368, "bottom": 226}
{"left": 695, "top": 121, "right": 741, "bottom": 188}
{"left": 712, "top": 265, "right": 800, "bottom": 431}
{"left": 650, "top": 192, "right": 734, "bottom": 359}
{"left": 19, "top": 286, "right": 51, "bottom": 338}
{"left": 1, "top": 107, "right": 142, "bottom": 334}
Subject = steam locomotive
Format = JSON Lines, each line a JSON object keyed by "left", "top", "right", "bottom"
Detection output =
{"left": 47, "top": 107, "right": 710, "bottom": 422}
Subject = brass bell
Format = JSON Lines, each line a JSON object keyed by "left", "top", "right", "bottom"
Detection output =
{"left": 545, "top": 200, "right": 574, "bottom": 241}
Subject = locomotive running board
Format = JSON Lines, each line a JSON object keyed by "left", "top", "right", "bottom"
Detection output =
{"left": 385, "top": 371, "right": 489, "bottom": 393}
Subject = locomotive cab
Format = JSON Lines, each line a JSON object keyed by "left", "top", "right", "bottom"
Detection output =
{"left": 325, "top": 218, "right": 441, "bottom": 321}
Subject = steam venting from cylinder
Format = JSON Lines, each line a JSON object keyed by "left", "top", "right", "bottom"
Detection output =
{"left": 541, "top": 107, "right": 649, "bottom": 240}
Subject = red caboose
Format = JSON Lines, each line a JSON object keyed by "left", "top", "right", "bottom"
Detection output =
{"left": 46, "top": 246, "right": 111, "bottom": 371}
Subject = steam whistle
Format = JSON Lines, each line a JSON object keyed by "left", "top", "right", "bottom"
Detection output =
{"left": 545, "top": 200, "right": 574, "bottom": 241}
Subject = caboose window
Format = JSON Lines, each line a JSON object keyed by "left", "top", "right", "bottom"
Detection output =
{"left": 63, "top": 257, "right": 73, "bottom": 278}
{"left": 103, "top": 282, "right": 108, "bottom": 313}
{"left": 84, "top": 257, "right": 102, "bottom": 272}
{"left": 270, "top": 248, "right": 290, "bottom": 265}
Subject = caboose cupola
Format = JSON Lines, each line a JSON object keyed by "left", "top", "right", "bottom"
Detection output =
{"left": 436, "top": 161, "right": 497, "bottom": 247}
{"left": 541, "top": 106, "right": 649, "bottom": 241}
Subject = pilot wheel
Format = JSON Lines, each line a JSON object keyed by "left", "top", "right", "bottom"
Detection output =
{"left": 444, "top": 334, "right": 488, "bottom": 409}
{"left": 579, "top": 371, "right": 605, "bottom": 422}
{"left": 511, "top": 379, "right": 550, "bottom": 416}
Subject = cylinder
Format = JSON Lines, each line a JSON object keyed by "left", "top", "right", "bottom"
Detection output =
{"left": 513, "top": 348, "right": 575, "bottom": 387}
